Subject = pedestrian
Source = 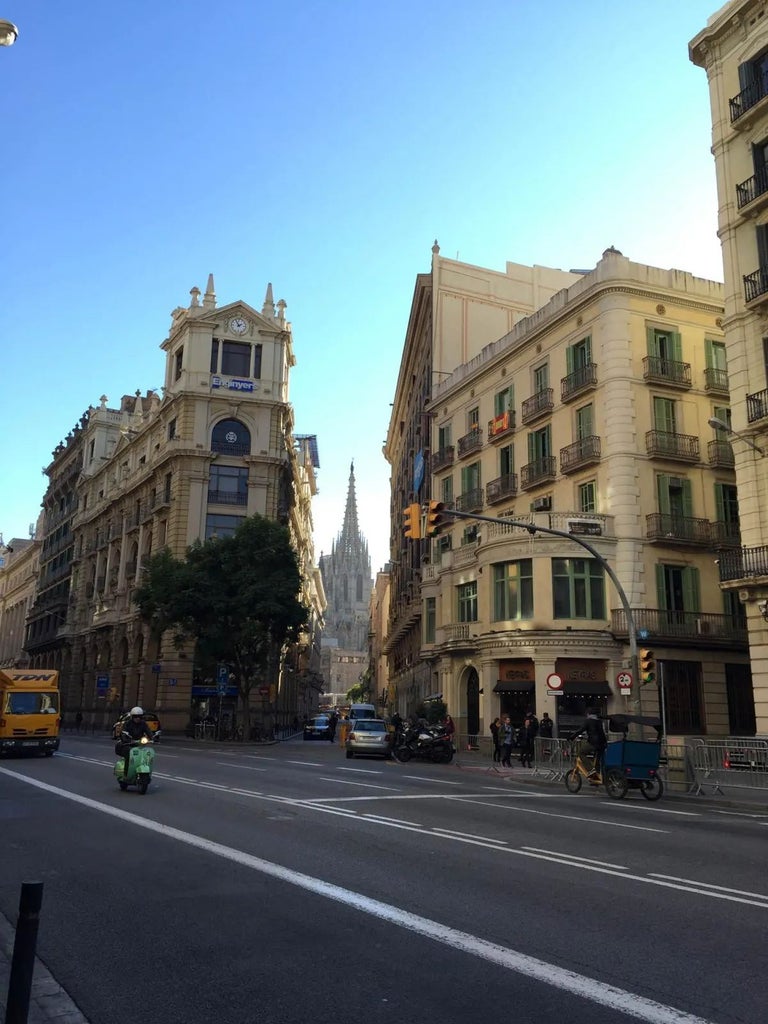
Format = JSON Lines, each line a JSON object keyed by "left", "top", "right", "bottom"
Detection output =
{"left": 519, "top": 709, "right": 539, "bottom": 768}
{"left": 443, "top": 714, "right": 456, "bottom": 743}
{"left": 75, "top": 710, "right": 83, "bottom": 733}
{"left": 500, "top": 715, "right": 514, "bottom": 767}
{"left": 539, "top": 712, "right": 553, "bottom": 739}
{"left": 328, "top": 710, "right": 338, "bottom": 742}
{"left": 490, "top": 717, "right": 502, "bottom": 762}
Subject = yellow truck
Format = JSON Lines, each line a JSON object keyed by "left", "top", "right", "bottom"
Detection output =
{"left": 0, "top": 668, "right": 61, "bottom": 756}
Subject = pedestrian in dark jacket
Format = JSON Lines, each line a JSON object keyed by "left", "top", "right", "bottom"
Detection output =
{"left": 519, "top": 710, "right": 539, "bottom": 768}
{"left": 490, "top": 717, "right": 502, "bottom": 762}
{"left": 539, "top": 712, "right": 553, "bottom": 739}
{"left": 570, "top": 708, "right": 608, "bottom": 777}
{"left": 500, "top": 715, "right": 514, "bottom": 767}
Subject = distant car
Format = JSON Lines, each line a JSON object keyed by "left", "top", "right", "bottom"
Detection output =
{"left": 304, "top": 715, "right": 332, "bottom": 741}
{"left": 112, "top": 711, "right": 162, "bottom": 741}
{"left": 349, "top": 703, "right": 377, "bottom": 721}
{"left": 345, "top": 718, "right": 391, "bottom": 759}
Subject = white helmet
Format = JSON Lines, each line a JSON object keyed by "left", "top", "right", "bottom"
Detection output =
{"left": 130, "top": 706, "right": 144, "bottom": 716}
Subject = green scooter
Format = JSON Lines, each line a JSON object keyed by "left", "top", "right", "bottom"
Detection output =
{"left": 114, "top": 736, "right": 155, "bottom": 794}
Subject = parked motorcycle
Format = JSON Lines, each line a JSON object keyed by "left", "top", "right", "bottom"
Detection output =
{"left": 393, "top": 722, "right": 454, "bottom": 764}
{"left": 114, "top": 736, "right": 155, "bottom": 794}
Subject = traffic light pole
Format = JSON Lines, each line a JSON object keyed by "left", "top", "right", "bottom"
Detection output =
{"left": 432, "top": 509, "right": 639, "bottom": 711}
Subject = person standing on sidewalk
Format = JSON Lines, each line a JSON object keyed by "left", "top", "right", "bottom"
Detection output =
{"left": 490, "top": 717, "right": 502, "bottom": 762}
{"left": 519, "top": 710, "right": 539, "bottom": 768}
{"left": 500, "top": 715, "right": 514, "bottom": 767}
{"left": 539, "top": 712, "right": 553, "bottom": 739}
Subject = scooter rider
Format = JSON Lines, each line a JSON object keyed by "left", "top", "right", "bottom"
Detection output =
{"left": 116, "top": 706, "right": 153, "bottom": 778}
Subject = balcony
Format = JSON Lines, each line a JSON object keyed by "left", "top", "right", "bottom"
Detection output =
{"left": 487, "top": 411, "right": 515, "bottom": 442}
{"left": 717, "top": 545, "right": 768, "bottom": 583}
{"left": 747, "top": 387, "right": 768, "bottom": 423}
{"left": 704, "top": 367, "right": 729, "bottom": 395}
{"left": 208, "top": 489, "right": 248, "bottom": 506}
{"left": 730, "top": 74, "right": 768, "bottom": 125}
{"left": 642, "top": 356, "right": 691, "bottom": 389}
{"left": 486, "top": 473, "right": 518, "bottom": 504}
{"left": 211, "top": 439, "right": 251, "bottom": 456}
{"left": 520, "top": 456, "right": 557, "bottom": 490}
{"left": 561, "top": 363, "right": 598, "bottom": 403}
{"left": 645, "top": 514, "right": 713, "bottom": 546}
{"left": 711, "top": 520, "right": 741, "bottom": 548}
{"left": 645, "top": 430, "right": 700, "bottom": 462}
{"left": 744, "top": 268, "right": 768, "bottom": 307}
{"left": 737, "top": 163, "right": 768, "bottom": 214}
{"left": 707, "top": 439, "right": 734, "bottom": 469}
{"left": 611, "top": 607, "right": 747, "bottom": 647}
{"left": 455, "top": 488, "right": 484, "bottom": 513}
{"left": 152, "top": 494, "right": 171, "bottom": 512}
{"left": 560, "top": 435, "right": 601, "bottom": 474}
{"left": 457, "top": 427, "right": 483, "bottom": 459}
{"left": 521, "top": 388, "right": 554, "bottom": 425}
{"left": 440, "top": 622, "right": 474, "bottom": 644}
{"left": 432, "top": 446, "right": 454, "bottom": 471}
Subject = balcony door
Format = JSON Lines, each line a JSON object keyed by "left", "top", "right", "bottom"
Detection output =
{"left": 656, "top": 564, "right": 700, "bottom": 633}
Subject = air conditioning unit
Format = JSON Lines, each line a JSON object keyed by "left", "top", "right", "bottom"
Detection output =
{"left": 531, "top": 496, "right": 552, "bottom": 512}
{"left": 696, "top": 619, "right": 711, "bottom": 635}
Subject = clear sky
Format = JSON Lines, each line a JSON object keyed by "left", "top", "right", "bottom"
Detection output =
{"left": 2, "top": 1, "right": 723, "bottom": 576}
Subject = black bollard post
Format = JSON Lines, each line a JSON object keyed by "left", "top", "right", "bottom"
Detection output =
{"left": 5, "top": 881, "right": 44, "bottom": 1024}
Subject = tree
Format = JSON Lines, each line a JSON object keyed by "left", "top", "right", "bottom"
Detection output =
{"left": 134, "top": 515, "right": 308, "bottom": 738}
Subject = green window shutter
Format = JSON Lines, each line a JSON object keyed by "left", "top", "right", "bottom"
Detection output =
{"left": 566, "top": 345, "right": 575, "bottom": 375}
{"left": 528, "top": 432, "right": 536, "bottom": 462}
{"left": 714, "top": 482, "right": 726, "bottom": 522}
{"left": 656, "top": 474, "right": 671, "bottom": 515}
{"left": 584, "top": 336, "right": 592, "bottom": 363}
{"left": 682, "top": 567, "right": 701, "bottom": 613}
{"left": 646, "top": 327, "right": 659, "bottom": 357}
{"left": 461, "top": 466, "right": 470, "bottom": 492}
{"left": 681, "top": 479, "right": 693, "bottom": 518}
{"left": 670, "top": 332, "right": 683, "bottom": 362}
{"left": 655, "top": 564, "right": 667, "bottom": 610}
{"left": 704, "top": 339, "right": 714, "bottom": 369}
{"left": 577, "top": 405, "right": 593, "bottom": 439}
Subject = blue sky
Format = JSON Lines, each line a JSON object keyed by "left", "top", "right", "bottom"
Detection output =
{"left": 2, "top": 1, "right": 723, "bottom": 575}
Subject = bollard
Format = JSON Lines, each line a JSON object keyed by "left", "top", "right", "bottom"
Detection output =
{"left": 5, "top": 881, "right": 44, "bottom": 1024}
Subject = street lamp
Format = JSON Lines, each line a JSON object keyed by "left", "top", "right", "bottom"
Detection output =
{"left": 0, "top": 20, "right": 18, "bottom": 46}
{"left": 708, "top": 416, "right": 765, "bottom": 457}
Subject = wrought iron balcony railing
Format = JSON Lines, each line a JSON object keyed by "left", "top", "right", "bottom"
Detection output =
{"left": 642, "top": 356, "right": 692, "bottom": 388}
{"left": 645, "top": 430, "right": 700, "bottom": 461}
{"left": 211, "top": 439, "right": 251, "bottom": 456}
{"left": 736, "top": 165, "right": 768, "bottom": 208}
{"left": 711, "top": 520, "right": 741, "bottom": 547}
{"left": 561, "top": 363, "right": 598, "bottom": 402}
{"left": 457, "top": 427, "right": 483, "bottom": 458}
{"left": 730, "top": 74, "right": 768, "bottom": 123}
{"left": 560, "top": 435, "right": 601, "bottom": 473}
{"left": 747, "top": 387, "right": 768, "bottom": 423}
{"left": 486, "top": 473, "right": 518, "bottom": 504}
{"left": 208, "top": 489, "right": 248, "bottom": 506}
{"left": 744, "top": 268, "right": 768, "bottom": 304}
{"left": 431, "top": 446, "right": 455, "bottom": 471}
{"left": 520, "top": 456, "right": 557, "bottom": 489}
{"left": 707, "top": 439, "right": 734, "bottom": 469}
{"left": 455, "top": 488, "right": 484, "bottom": 512}
{"left": 703, "top": 367, "right": 729, "bottom": 394}
{"left": 487, "top": 411, "right": 516, "bottom": 441}
{"left": 645, "top": 514, "right": 712, "bottom": 546}
{"left": 611, "top": 607, "right": 747, "bottom": 646}
{"left": 521, "top": 388, "right": 554, "bottom": 424}
{"left": 717, "top": 545, "right": 768, "bottom": 583}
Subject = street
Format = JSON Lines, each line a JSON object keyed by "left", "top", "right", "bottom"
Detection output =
{"left": 2, "top": 734, "right": 767, "bottom": 1024}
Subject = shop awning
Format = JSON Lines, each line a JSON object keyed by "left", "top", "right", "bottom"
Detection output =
{"left": 561, "top": 681, "right": 611, "bottom": 697}
{"left": 493, "top": 680, "right": 535, "bottom": 694}
{"left": 423, "top": 692, "right": 444, "bottom": 703}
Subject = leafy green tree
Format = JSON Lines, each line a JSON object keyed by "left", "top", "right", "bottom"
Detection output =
{"left": 135, "top": 515, "right": 308, "bottom": 738}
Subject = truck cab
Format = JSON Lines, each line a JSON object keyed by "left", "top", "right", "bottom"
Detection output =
{"left": 0, "top": 669, "right": 61, "bottom": 756}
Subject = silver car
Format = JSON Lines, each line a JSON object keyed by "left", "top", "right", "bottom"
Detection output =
{"left": 345, "top": 718, "right": 392, "bottom": 759}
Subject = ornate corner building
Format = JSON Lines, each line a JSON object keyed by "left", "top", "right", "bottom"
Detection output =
{"left": 21, "top": 277, "right": 325, "bottom": 732}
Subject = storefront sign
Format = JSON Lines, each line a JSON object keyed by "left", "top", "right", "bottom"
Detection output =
{"left": 211, "top": 376, "right": 255, "bottom": 392}
{"left": 497, "top": 660, "right": 535, "bottom": 682}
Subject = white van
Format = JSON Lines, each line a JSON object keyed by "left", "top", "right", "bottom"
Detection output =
{"left": 348, "top": 703, "right": 377, "bottom": 721}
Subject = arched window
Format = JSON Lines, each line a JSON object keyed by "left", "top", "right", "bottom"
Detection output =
{"left": 211, "top": 419, "right": 251, "bottom": 456}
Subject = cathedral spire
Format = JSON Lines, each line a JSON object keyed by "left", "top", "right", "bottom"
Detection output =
{"left": 338, "top": 461, "right": 360, "bottom": 556}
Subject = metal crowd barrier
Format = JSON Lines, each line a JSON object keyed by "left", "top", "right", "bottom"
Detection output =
{"left": 688, "top": 737, "right": 768, "bottom": 797}
{"left": 532, "top": 737, "right": 575, "bottom": 780}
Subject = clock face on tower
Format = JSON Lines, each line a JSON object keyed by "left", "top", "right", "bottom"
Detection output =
{"left": 229, "top": 317, "right": 248, "bottom": 335}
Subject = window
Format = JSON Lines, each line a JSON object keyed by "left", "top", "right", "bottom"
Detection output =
{"left": 441, "top": 475, "right": 454, "bottom": 503}
{"left": 725, "top": 663, "right": 755, "bottom": 735}
{"left": 210, "top": 339, "right": 219, "bottom": 374}
{"left": 164, "top": 472, "right": 172, "bottom": 503}
{"left": 168, "top": 418, "right": 177, "bottom": 441}
{"left": 252, "top": 344, "right": 262, "bottom": 379}
{"left": 705, "top": 340, "right": 727, "bottom": 373}
{"left": 578, "top": 481, "right": 596, "bottom": 513}
{"left": 211, "top": 418, "right": 251, "bottom": 456}
{"left": 492, "top": 560, "right": 533, "bottom": 621}
{"left": 653, "top": 396, "right": 677, "bottom": 433}
{"left": 499, "top": 444, "right": 514, "bottom": 476}
{"left": 657, "top": 473, "right": 692, "bottom": 520}
{"left": 468, "top": 407, "right": 479, "bottom": 428}
{"left": 575, "top": 404, "right": 593, "bottom": 440}
{"left": 533, "top": 363, "right": 549, "bottom": 393}
{"left": 438, "top": 424, "right": 452, "bottom": 449}
{"left": 552, "top": 558, "right": 605, "bottom": 619}
{"left": 461, "top": 462, "right": 481, "bottom": 492}
{"left": 494, "top": 386, "right": 514, "bottom": 416}
{"left": 723, "top": 590, "right": 747, "bottom": 630}
{"left": 205, "top": 513, "right": 245, "bottom": 540}
{"left": 424, "top": 597, "right": 436, "bottom": 644}
{"left": 711, "top": 404, "right": 731, "bottom": 437}
{"left": 209, "top": 465, "right": 248, "bottom": 505}
{"left": 715, "top": 482, "right": 739, "bottom": 530}
{"left": 457, "top": 581, "right": 478, "bottom": 622}
{"left": 527, "top": 425, "right": 551, "bottom": 460}
{"left": 663, "top": 660, "right": 704, "bottom": 734}
{"left": 567, "top": 336, "right": 591, "bottom": 372}
{"left": 655, "top": 564, "right": 700, "bottom": 624}
{"left": 221, "top": 341, "right": 251, "bottom": 377}
{"left": 174, "top": 347, "right": 183, "bottom": 381}
{"left": 646, "top": 328, "right": 682, "bottom": 366}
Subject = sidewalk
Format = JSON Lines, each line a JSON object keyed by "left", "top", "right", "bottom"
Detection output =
{"left": 0, "top": 910, "right": 88, "bottom": 1024}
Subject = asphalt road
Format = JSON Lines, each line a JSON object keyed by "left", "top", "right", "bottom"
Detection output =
{"left": 2, "top": 734, "right": 767, "bottom": 1024}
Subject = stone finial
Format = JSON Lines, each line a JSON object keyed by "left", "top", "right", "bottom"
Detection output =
{"left": 276, "top": 298, "right": 287, "bottom": 324}
{"left": 262, "top": 283, "right": 275, "bottom": 318}
{"left": 602, "top": 245, "right": 623, "bottom": 258}
{"left": 203, "top": 273, "right": 216, "bottom": 310}
{"left": 432, "top": 239, "right": 440, "bottom": 254}
{"left": 190, "top": 286, "right": 201, "bottom": 308}
{"left": 100, "top": 395, "right": 108, "bottom": 408}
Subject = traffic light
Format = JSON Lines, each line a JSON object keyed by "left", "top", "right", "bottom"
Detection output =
{"left": 425, "top": 499, "right": 449, "bottom": 537}
{"left": 402, "top": 503, "right": 421, "bottom": 539}
{"left": 640, "top": 648, "right": 656, "bottom": 686}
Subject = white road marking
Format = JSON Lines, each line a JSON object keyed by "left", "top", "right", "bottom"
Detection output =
{"left": 362, "top": 814, "right": 423, "bottom": 827}
{"left": 337, "top": 767, "right": 384, "bottom": 775}
{"left": 432, "top": 827, "right": 508, "bottom": 844}
{"left": 316, "top": 777, "right": 400, "bottom": 792}
{"left": 714, "top": 809, "right": 768, "bottom": 819}
{"left": 521, "top": 847, "right": 627, "bottom": 870}
{"left": 286, "top": 760, "right": 322, "bottom": 767}
{"left": 648, "top": 874, "right": 768, "bottom": 901}
{"left": 402, "top": 776, "right": 463, "bottom": 786}
{"left": 448, "top": 796, "right": 668, "bottom": 834}
{"left": 215, "top": 762, "right": 267, "bottom": 772}
{"left": 0, "top": 767, "right": 719, "bottom": 1024}
{"left": 247, "top": 755, "right": 276, "bottom": 761}
{"left": 603, "top": 804, "right": 700, "bottom": 817}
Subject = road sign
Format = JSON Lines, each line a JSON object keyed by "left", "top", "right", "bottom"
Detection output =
{"left": 216, "top": 664, "right": 229, "bottom": 695}
{"left": 546, "top": 672, "right": 563, "bottom": 692}
{"left": 616, "top": 671, "right": 633, "bottom": 692}
{"left": 168, "top": 678, "right": 177, "bottom": 687}
{"left": 96, "top": 674, "right": 109, "bottom": 698}
{"left": 151, "top": 663, "right": 162, "bottom": 674}
{"left": 638, "top": 628, "right": 649, "bottom": 640}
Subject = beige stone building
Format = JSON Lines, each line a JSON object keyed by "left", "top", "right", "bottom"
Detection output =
{"left": 368, "top": 569, "right": 391, "bottom": 707}
{"left": 0, "top": 535, "right": 40, "bottom": 667}
{"left": 420, "top": 248, "right": 749, "bottom": 741}
{"left": 691, "top": 2, "right": 768, "bottom": 734}
{"left": 383, "top": 244, "right": 582, "bottom": 713}
{"left": 22, "top": 276, "right": 324, "bottom": 734}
